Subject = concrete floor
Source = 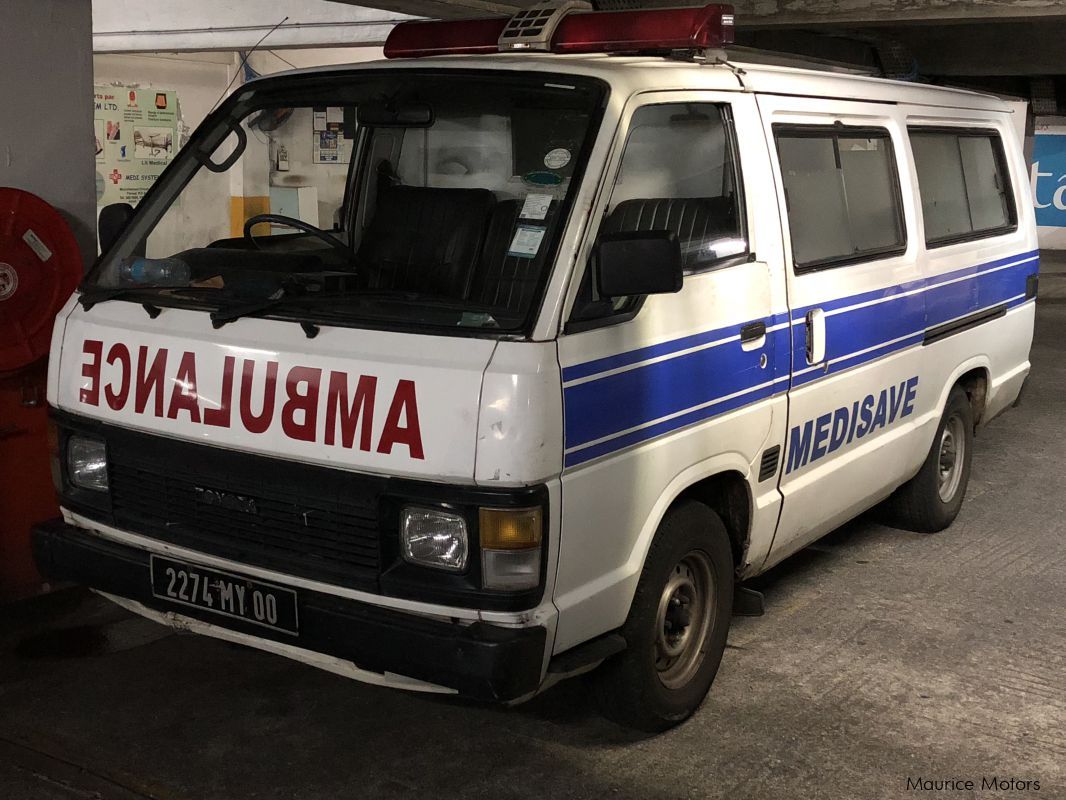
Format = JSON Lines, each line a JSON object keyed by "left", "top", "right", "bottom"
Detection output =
{"left": 2, "top": 300, "right": 1065, "bottom": 799}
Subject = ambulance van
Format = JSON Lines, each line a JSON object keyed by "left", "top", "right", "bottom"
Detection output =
{"left": 34, "top": 4, "right": 1038, "bottom": 731}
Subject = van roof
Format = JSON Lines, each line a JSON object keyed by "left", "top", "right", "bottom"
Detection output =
{"left": 267, "top": 52, "right": 1012, "bottom": 114}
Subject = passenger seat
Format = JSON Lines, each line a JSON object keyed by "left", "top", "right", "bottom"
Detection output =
{"left": 357, "top": 185, "right": 495, "bottom": 297}
{"left": 470, "top": 199, "right": 554, "bottom": 313}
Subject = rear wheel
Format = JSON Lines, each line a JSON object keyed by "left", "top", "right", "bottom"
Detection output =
{"left": 592, "top": 500, "right": 734, "bottom": 732}
{"left": 888, "top": 385, "right": 974, "bottom": 532}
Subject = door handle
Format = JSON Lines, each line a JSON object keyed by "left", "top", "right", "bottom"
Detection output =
{"left": 739, "top": 321, "right": 767, "bottom": 348}
{"left": 805, "top": 308, "right": 826, "bottom": 365}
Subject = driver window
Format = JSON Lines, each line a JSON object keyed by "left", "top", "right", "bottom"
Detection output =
{"left": 145, "top": 106, "right": 355, "bottom": 256}
{"left": 570, "top": 102, "right": 747, "bottom": 327}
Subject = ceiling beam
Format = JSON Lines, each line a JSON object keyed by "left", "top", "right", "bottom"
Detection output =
{"left": 325, "top": 0, "right": 1066, "bottom": 26}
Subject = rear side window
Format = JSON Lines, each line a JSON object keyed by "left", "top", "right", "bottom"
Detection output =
{"left": 775, "top": 126, "right": 906, "bottom": 271}
{"left": 909, "top": 128, "right": 1016, "bottom": 246}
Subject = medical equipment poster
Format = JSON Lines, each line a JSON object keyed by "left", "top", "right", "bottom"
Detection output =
{"left": 94, "top": 85, "right": 179, "bottom": 209}
{"left": 1032, "top": 124, "right": 1066, "bottom": 248}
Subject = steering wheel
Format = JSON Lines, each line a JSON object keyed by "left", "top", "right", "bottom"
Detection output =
{"left": 243, "top": 213, "right": 353, "bottom": 259}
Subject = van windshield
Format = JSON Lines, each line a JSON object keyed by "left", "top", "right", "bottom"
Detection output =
{"left": 84, "top": 70, "right": 606, "bottom": 335}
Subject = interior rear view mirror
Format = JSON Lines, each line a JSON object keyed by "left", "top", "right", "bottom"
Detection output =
{"left": 596, "top": 230, "right": 683, "bottom": 297}
{"left": 98, "top": 202, "right": 135, "bottom": 254}
{"left": 358, "top": 102, "right": 434, "bottom": 128}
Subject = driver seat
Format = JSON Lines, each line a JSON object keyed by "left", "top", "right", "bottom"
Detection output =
{"left": 356, "top": 184, "right": 496, "bottom": 297}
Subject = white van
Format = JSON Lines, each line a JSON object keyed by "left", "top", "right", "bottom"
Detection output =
{"left": 35, "top": 4, "right": 1038, "bottom": 731}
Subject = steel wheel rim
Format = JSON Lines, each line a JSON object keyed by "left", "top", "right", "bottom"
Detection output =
{"left": 937, "top": 414, "right": 966, "bottom": 503}
{"left": 654, "top": 550, "right": 715, "bottom": 690}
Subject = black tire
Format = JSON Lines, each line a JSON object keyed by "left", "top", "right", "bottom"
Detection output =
{"left": 888, "top": 385, "right": 975, "bottom": 533}
{"left": 592, "top": 500, "right": 734, "bottom": 732}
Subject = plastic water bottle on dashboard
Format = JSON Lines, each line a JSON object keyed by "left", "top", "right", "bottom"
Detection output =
{"left": 118, "top": 257, "right": 191, "bottom": 286}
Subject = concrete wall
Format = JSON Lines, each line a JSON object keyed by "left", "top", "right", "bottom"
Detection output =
{"left": 0, "top": 0, "right": 96, "bottom": 268}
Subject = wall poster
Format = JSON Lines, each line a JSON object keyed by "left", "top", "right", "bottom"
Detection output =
{"left": 312, "top": 106, "right": 353, "bottom": 164}
{"left": 94, "top": 85, "right": 179, "bottom": 209}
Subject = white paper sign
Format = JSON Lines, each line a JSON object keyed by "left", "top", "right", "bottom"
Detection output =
{"left": 520, "top": 193, "right": 552, "bottom": 220}
{"left": 507, "top": 226, "right": 546, "bottom": 259}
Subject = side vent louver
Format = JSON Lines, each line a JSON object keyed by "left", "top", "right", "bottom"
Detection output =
{"left": 759, "top": 446, "right": 780, "bottom": 482}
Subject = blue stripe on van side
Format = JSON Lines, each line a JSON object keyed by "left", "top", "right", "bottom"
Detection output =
{"left": 561, "top": 312, "right": 791, "bottom": 383}
{"left": 562, "top": 251, "right": 1039, "bottom": 468}
{"left": 787, "top": 250, "right": 1039, "bottom": 319}
{"left": 563, "top": 378, "right": 786, "bottom": 467}
{"left": 563, "top": 326, "right": 791, "bottom": 450}
{"left": 788, "top": 257, "right": 1036, "bottom": 388}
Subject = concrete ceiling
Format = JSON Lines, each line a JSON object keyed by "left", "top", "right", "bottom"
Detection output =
{"left": 324, "top": 0, "right": 1066, "bottom": 82}
{"left": 326, "top": 0, "right": 1066, "bottom": 26}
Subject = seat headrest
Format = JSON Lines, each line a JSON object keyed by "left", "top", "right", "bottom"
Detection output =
{"left": 602, "top": 197, "right": 738, "bottom": 269}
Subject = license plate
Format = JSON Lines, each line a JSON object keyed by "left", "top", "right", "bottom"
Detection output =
{"left": 149, "top": 555, "right": 298, "bottom": 635}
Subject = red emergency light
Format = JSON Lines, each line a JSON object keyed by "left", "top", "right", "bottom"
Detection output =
{"left": 383, "top": 4, "right": 736, "bottom": 60}
{"left": 383, "top": 17, "right": 509, "bottom": 58}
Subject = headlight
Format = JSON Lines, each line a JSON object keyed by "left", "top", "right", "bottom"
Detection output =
{"left": 480, "top": 507, "right": 542, "bottom": 590}
{"left": 67, "top": 436, "right": 109, "bottom": 492}
{"left": 401, "top": 506, "right": 468, "bottom": 572}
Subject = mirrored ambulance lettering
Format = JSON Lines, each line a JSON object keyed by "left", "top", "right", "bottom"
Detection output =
{"left": 78, "top": 338, "right": 424, "bottom": 458}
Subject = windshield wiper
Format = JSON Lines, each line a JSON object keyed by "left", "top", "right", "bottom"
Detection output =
{"left": 208, "top": 288, "right": 356, "bottom": 337}
{"left": 78, "top": 285, "right": 219, "bottom": 316}
{"left": 208, "top": 287, "right": 505, "bottom": 336}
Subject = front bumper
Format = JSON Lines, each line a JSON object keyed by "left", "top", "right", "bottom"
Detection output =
{"left": 32, "top": 519, "right": 547, "bottom": 702}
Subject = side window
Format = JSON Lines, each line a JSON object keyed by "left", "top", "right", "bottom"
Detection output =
{"left": 775, "top": 126, "right": 906, "bottom": 271}
{"left": 604, "top": 103, "right": 747, "bottom": 270}
{"left": 909, "top": 128, "right": 1016, "bottom": 246}
{"left": 569, "top": 102, "right": 746, "bottom": 328}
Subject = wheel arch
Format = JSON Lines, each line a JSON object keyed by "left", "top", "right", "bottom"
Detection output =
{"left": 627, "top": 456, "right": 755, "bottom": 583}
{"left": 936, "top": 358, "right": 991, "bottom": 429}
{"left": 676, "top": 471, "right": 752, "bottom": 571}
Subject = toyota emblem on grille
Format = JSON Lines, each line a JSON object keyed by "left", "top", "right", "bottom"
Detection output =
{"left": 195, "top": 487, "right": 258, "bottom": 515}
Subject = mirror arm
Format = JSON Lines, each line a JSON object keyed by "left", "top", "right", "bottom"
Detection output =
{"left": 194, "top": 121, "right": 247, "bottom": 173}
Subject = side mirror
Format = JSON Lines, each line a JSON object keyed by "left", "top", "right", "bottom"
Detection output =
{"left": 98, "top": 202, "right": 135, "bottom": 254}
{"left": 596, "top": 230, "right": 683, "bottom": 297}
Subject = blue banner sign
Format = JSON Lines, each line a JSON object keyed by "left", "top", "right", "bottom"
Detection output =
{"left": 1032, "top": 132, "right": 1066, "bottom": 228}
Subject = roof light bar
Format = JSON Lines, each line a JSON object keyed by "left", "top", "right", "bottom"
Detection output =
{"left": 383, "top": 4, "right": 736, "bottom": 59}
{"left": 553, "top": 5, "right": 735, "bottom": 54}
{"left": 383, "top": 17, "right": 507, "bottom": 59}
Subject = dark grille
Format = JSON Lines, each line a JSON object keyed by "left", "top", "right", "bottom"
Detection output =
{"left": 105, "top": 437, "right": 383, "bottom": 592}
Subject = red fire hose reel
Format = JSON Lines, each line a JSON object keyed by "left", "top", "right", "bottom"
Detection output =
{"left": 0, "top": 188, "right": 83, "bottom": 375}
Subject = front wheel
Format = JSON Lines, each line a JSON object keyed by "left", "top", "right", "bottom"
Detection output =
{"left": 592, "top": 500, "right": 734, "bottom": 732}
{"left": 887, "top": 385, "right": 975, "bottom": 533}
